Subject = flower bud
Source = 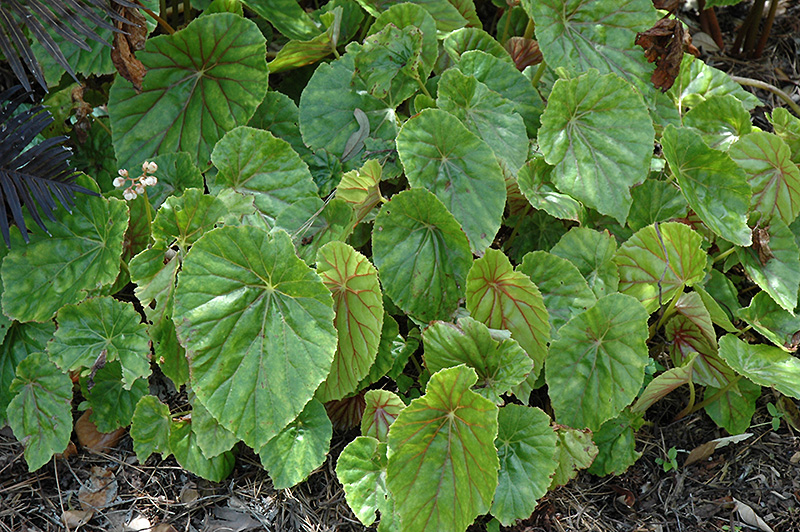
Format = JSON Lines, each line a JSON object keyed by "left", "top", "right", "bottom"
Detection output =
{"left": 112, "top": 177, "right": 126, "bottom": 188}
{"left": 135, "top": 184, "right": 146, "bottom": 195}
{"left": 123, "top": 189, "right": 137, "bottom": 201}
{"left": 118, "top": 169, "right": 129, "bottom": 178}
{"left": 146, "top": 161, "right": 158, "bottom": 174}
{"left": 142, "top": 161, "right": 150, "bottom": 173}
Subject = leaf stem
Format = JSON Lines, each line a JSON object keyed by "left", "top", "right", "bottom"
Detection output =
{"left": 132, "top": 0, "right": 176, "bottom": 35}
{"left": 523, "top": 18, "right": 535, "bottom": 40}
{"left": 530, "top": 60, "right": 547, "bottom": 89}
{"left": 649, "top": 287, "right": 681, "bottom": 338}
{"left": 730, "top": 75, "right": 800, "bottom": 117}
{"left": 678, "top": 375, "right": 743, "bottom": 419}
{"left": 416, "top": 77, "right": 432, "bottom": 99}
{"left": 712, "top": 246, "right": 737, "bottom": 264}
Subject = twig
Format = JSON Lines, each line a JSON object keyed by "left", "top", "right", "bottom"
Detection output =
{"left": 730, "top": 75, "right": 800, "bottom": 116}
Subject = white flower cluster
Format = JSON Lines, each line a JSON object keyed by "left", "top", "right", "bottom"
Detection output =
{"left": 114, "top": 161, "right": 159, "bottom": 200}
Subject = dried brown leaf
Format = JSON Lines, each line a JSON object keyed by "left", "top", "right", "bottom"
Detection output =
{"left": 111, "top": 4, "right": 148, "bottom": 91}
{"left": 636, "top": 16, "right": 699, "bottom": 91}
{"left": 75, "top": 410, "right": 126, "bottom": 451}
{"left": 79, "top": 466, "right": 118, "bottom": 511}
{"left": 63, "top": 509, "right": 94, "bottom": 529}
{"left": 685, "top": 433, "right": 752, "bottom": 467}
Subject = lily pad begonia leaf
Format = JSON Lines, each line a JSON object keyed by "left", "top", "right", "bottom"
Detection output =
{"left": 626, "top": 179, "right": 688, "bottom": 232}
{"left": 209, "top": 126, "right": 319, "bottom": 224}
{"left": 315, "top": 242, "right": 384, "bottom": 402}
{"left": 372, "top": 188, "right": 472, "bottom": 322}
{"left": 442, "top": 27, "right": 511, "bottom": 65}
{"left": 668, "top": 54, "right": 761, "bottom": 111}
{"left": 145, "top": 152, "right": 205, "bottom": 209}
{"left": 424, "top": 317, "right": 531, "bottom": 404}
{"left": 258, "top": 399, "right": 332, "bottom": 489}
{"left": 150, "top": 318, "right": 189, "bottom": 386}
{"left": 130, "top": 395, "right": 172, "bottom": 463}
{"left": 683, "top": 95, "right": 752, "bottom": 151}
{"left": 738, "top": 292, "right": 800, "bottom": 351}
{"left": 587, "top": 409, "right": 644, "bottom": 476}
{"left": 396, "top": 108, "right": 506, "bottom": 253}
{"left": 336, "top": 436, "right": 391, "bottom": 527}
{"left": 169, "top": 419, "right": 235, "bottom": 482}
{"left": 551, "top": 227, "right": 619, "bottom": 299}
{"left": 248, "top": 91, "right": 309, "bottom": 158}
{"left": 151, "top": 188, "right": 230, "bottom": 249}
{"left": 729, "top": 131, "right": 800, "bottom": 226}
{"left": 661, "top": 125, "right": 752, "bottom": 246}
{"left": 491, "top": 405, "right": 558, "bottom": 526}
{"left": 191, "top": 395, "right": 239, "bottom": 458}
{"left": 48, "top": 296, "right": 150, "bottom": 389}
{"left": 465, "top": 249, "right": 550, "bottom": 379}
{"left": 387, "top": 365, "right": 499, "bottom": 532}
{"left": 373, "top": 0, "right": 469, "bottom": 32}
{"left": 674, "top": 291, "right": 717, "bottom": 347}
{"left": 614, "top": 222, "right": 706, "bottom": 314}
{"left": 550, "top": 426, "right": 597, "bottom": 488}
{"left": 129, "top": 245, "right": 180, "bottom": 327}
{"left": 2, "top": 195, "right": 128, "bottom": 323}
{"left": 109, "top": 13, "right": 268, "bottom": 171}
{"left": 736, "top": 219, "right": 800, "bottom": 312}
{"left": 7, "top": 353, "right": 72, "bottom": 471}
{"left": 368, "top": 3, "right": 438, "bottom": 79}
{"left": 546, "top": 293, "right": 649, "bottom": 431}
{"left": 436, "top": 68, "right": 528, "bottom": 174}
{"left": 527, "top": 0, "right": 658, "bottom": 91}
{"left": 457, "top": 50, "right": 544, "bottom": 137}
{"left": 666, "top": 315, "right": 736, "bottom": 389}
{"left": 518, "top": 251, "right": 596, "bottom": 336}
{"left": 299, "top": 51, "right": 396, "bottom": 160}
{"left": 704, "top": 377, "right": 761, "bottom": 435}
{"left": 241, "top": 0, "right": 321, "bottom": 41}
{"left": 769, "top": 108, "right": 800, "bottom": 162}
{"left": 516, "top": 157, "right": 584, "bottom": 222}
{"left": 354, "top": 24, "right": 425, "bottom": 106}
{"left": 719, "top": 335, "right": 800, "bottom": 399}
{"left": 174, "top": 226, "right": 337, "bottom": 449}
{"left": 362, "top": 389, "right": 405, "bottom": 442}
{"left": 538, "top": 71, "right": 655, "bottom": 224}
{"left": 0, "top": 322, "right": 54, "bottom": 427}
{"left": 82, "top": 363, "right": 149, "bottom": 432}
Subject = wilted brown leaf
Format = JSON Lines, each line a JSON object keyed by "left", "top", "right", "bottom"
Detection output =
{"left": 75, "top": 410, "right": 126, "bottom": 451}
{"left": 635, "top": 16, "right": 699, "bottom": 91}
{"left": 78, "top": 466, "right": 118, "bottom": 511}
{"left": 62, "top": 509, "right": 94, "bottom": 529}
{"left": 504, "top": 37, "right": 543, "bottom": 71}
{"left": 685, "top": 433, "right": 752, "bottom": 467}
{"left": 752, "top": 226, "right": 774, "bottom": 265}
{"left": 111, "top": 4, "right": 148, "bottom": 91}
{"left": 55, "top": 440, "right": 78, "bottom": 460}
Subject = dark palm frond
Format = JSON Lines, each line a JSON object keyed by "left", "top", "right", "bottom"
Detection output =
{"left": 0, "top": 0, "right": 141, "bottom": 91}
{"left": 0, "top": 85, "right": 100, "bottom": 247}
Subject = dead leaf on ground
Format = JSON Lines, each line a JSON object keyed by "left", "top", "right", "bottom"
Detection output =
{"left": 63, "top": 509, "right": 94, "bottom": 529}
{"left": 78, "top": 466, "right": 118, "bottom": 511}
{"left": 55, "top": 440, "right": 78, "bottom": 460}
{"left": 733, "top": 497, "right": 775, "bottom": 532}
{"left": 685, "top": 433, "right": 752, "bottom": 467}
{"left": 75, "top": 410, "right": 126, "bottom": 451}
{"left": 151, "top": 524, "right": 179, "bottom": 532}
{"left": 635, "top": 16, "right": 700, "bottom": 91}
{"left": 203, "top": 507, "right": 263, "bottom": 532}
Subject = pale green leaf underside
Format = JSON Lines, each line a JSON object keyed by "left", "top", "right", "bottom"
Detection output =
{"left": 174, "top": 226, "right": 337, "bottom": 449}
{"left": 387, "top": 365, "right": 499, "bottom": 532}
{"left": 718, "top": 335, "right": 800, "bottom": 399}
{"left": 315, "top": 242, "right": 384, "bottom": 402}
{"left": 362, "top": 389, "right": 405, "bottom": 442}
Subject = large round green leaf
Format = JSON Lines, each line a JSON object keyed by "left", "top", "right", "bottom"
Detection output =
{"left": 7, "top": 353, "right": 72, "bottom": 471}
{"left": 174, "top": 226, "right": 337, "bottom": 449}
{"left": 551, "top": 227, "right": 619, "bottom": 299}
{"left": 518, "top": 251, "right": 596, "bottom": 336}
{"left": 368, "top": 3, "right": 438, "bottom": 79}
{"left": 457, "top": 50, "right": 544, "bottom": 137}
{"left": 550, "top": 426, "right": 597, "bottom": 488}
{"left": 0, "top": 322, "right": 54, "bottom": 427}
{"left": 209, "top": 126, "right": 319, "bottom": 224}
{"left": 736, "top": 219, "right": 800, "bottom": 312}
{"left": 491, "top": 405, "right": 558, "bottom": 526}
{"left": 169, "top": 419, "right": 235, "bottom": 482}
{"left": 516, "top": 157, "right": 583, "bottom": 222}
{"left": 131, "top": 395, "right": 172, "bottom": 463}
{"left": 109, "top": 13, "right": 268, "bottom": 171}
{"left": 396, "top": 108, "right": 506, "bottom": 253}
{"left": 587, "top": 409, "right": 644, "bottom": 476}
{"left": 704, "top": 378, "right": 761, "bottom": 435}
{"left": 683, "top": 95, "right": 752, "bottom": 150}
{"left": 191, "top": 395, "right": 239, "bottom": 458}
{"left": 614, "top": 222, "right": 706, "bottom": 313}
{"left": 545, "top": 293, "right": 649, "bottom": 431}
{"left": 626, "top": 179, "right": 688, "bottom": 232}
{"left": 299, "top": 52, "right": 396, "bottom": 159}
{"left": 719, "top": 335, "right": 800, "bottom": 399}
{"left": 526, "top": 0, "right": 658, "bottom": 91}
{"left": 661, "top": 125, "right": 752, "bottom": 246}
{"left": 372, "top": 189, "right": 472, "bottom": 322}
{"left": 668, "top": 54, "right": 761, "bottom": 111}
{"left": 436, "top": 69, "right": 527, "bottom": 174}
{"left": 2, "top": 194, "right": 128, "bottom": 323}
{"left": 315, "top": 242, "right": 384, "bottom": 402}
{"left": 387, "top": 365, "right": 499, "bottom": 532}
{"left": 423, "top": 318, "right": 530, "bottom": 404}
{"left": 48, "top": 297, "right": 150, "bottom": 389}
{"left": 82, "top": 363, "right": 148, "bottom": 432}
{"left": 729, "top": 131, "right": 800, "bottom": 226}
{"left": 258, "top": 399, "right": 332, "bottom": 489}
{"left": 465, "top": 249, "right": 550, "bottom": 380}
{"left": 336, "top": 436, "right": 391, "bottom": 527}
{"left": 538, "top": 71, "right": 654, "bottom": 224}
{"left": 151, "top": 189, "right": 231, "bottom": 249}
{"left": 770, "top": 108, "right": 800, "bottom": 162}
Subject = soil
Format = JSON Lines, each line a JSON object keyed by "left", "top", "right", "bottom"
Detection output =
{"left": 1, "top": 1, "right": 799, "bottom": 531}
